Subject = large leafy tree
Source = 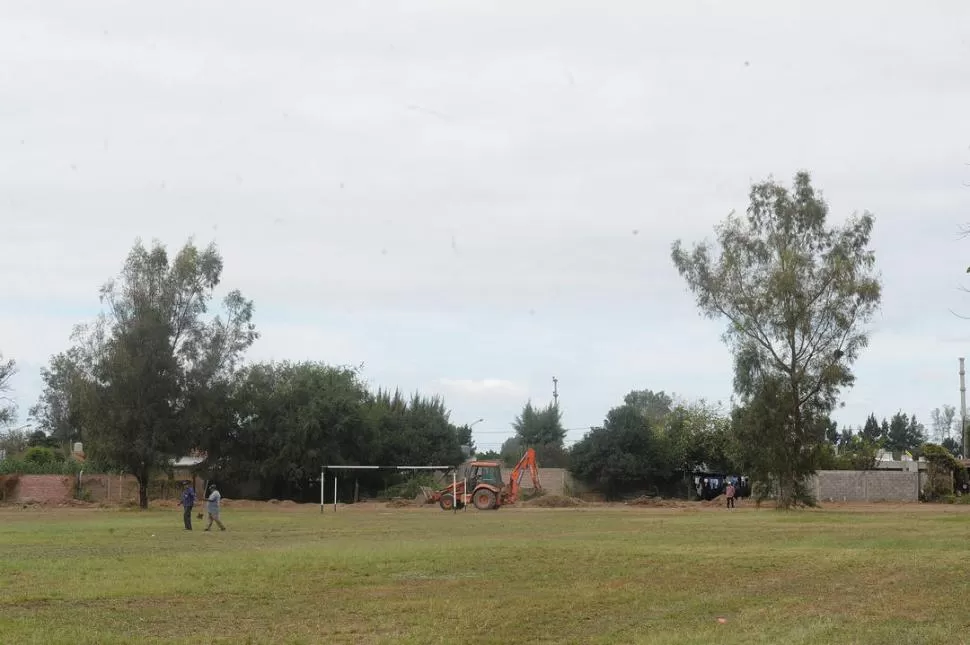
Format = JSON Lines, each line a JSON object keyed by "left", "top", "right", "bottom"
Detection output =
{"left": 930, "top": 405, "right": 956, "bottom": 445}
{"left": 883, "top": 411, "right": 926, "bottom": 455}
{"left": 30, "top": 348, "right": 89, "bottom": 446}
{"left": 208, "top": 363, "right": 468, "bottom": 500}
{"left": 622, "top": 389, "right": 673, "bottom": 425}
{"left": 0, "top": 351, "right": 16, "bottom": 427}
{"left": 48, "top": 239, "right": 257, "bottom": 508}
{"left": 570, "top": 391, "right": 735, "bottom": 498}
{"left": 511, "top": 400, "right": 568, "bottom": 467}
{"left": 671, "top": 172, "right": 881, "bottom": 507}
{"left": 860, "top": 412, "right": 883, "bottom": 444}
{"left": 569, "top": 404, "right": 662, "bottom": 499}
{"left": 217, "top": 361, "right": 375, "bottom": 499}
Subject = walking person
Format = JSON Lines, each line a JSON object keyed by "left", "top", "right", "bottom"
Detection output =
{"left": 204, "top": 483, "right": 226, "bottom": 531}
{"left": 725, "top": 481, "right": 736, "bottom": 509}
{"left": 179, "top": 481, "right": 196, "bottom": 530}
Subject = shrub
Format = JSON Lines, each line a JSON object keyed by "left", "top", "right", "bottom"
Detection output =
{"left": 0, "top": 457, "right": 93, "bottom": 475}
{"left": 383, "top": 473, "right": 439, "bottom": 499}
{"left": 922, "top": 443, "right": 963, "bottom": 502}
{"left": 23, "top": 446, "right": 58, "bottom": 465}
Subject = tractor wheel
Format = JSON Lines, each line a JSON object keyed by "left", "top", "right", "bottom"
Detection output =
{"left": 439, "top": 493, "right": 455, "bottom": 511}
{"left": 473, "top": 488, "right": 497, "bottom": 510}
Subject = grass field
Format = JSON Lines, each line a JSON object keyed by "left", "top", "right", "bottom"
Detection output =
{"left": 1, "top": 501, "right": 969, "bottom": 644}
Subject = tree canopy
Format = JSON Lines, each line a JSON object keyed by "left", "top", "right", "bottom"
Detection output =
{"left": 569, "top": 390, "right": 737, "bottom": 499}
{"left": 671, "top": 172, "right": 882, "bottom": 507}
{"left": 34, "top": 239, "right": 258, "bottom": 507}
{"left": 510, "top": 400, "right": 568, "bottom": 467}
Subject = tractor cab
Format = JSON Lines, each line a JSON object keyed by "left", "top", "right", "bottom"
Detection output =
{"left": 466, "top": 461, "right": 503, "bottom": 489}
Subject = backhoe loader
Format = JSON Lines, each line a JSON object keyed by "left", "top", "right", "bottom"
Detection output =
{"left": 428, "top": 447, "right": 542, "bottom": 510}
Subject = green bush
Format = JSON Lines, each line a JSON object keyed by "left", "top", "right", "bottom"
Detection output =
{"left": 23, "top": 446, "right": 59, "bottom": 465}
{"left": 922, "top": 443, "right": 963, "bottom": 502}
{"left": 383, "top": 473, "right": 439, "bottom": 499}
{"left": 0, "top": 458, "right": 91, "bottom": 475}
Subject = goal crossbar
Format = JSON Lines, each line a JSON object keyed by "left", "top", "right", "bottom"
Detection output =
{"left": 320, "top": 465, "right": 454, "bottom": 512}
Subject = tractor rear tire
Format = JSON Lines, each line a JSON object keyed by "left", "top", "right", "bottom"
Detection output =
{"left": 439, "top": 494, "right": 455, "bottom": 511}
{"left": 473, "top": 489, "right": 497, "bottom": 510}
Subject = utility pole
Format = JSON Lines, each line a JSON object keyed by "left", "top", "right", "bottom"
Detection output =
{"left": 552, "top": 377, "right": 559, "bottom": 407}
{"left": 961, "top": 358, "right": 967, "bottom": 458}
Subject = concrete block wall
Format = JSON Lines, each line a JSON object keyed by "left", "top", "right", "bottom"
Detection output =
{"left": 810, "top": 470, "right": 919, "bottom": 502}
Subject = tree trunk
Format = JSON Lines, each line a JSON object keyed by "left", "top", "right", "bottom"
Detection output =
{"left": 137, "top": 474, "right": 149, "bottom": 509}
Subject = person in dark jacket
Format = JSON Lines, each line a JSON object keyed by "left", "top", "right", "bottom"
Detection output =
{"left": 179, "top": 482, "right": 196, "bottom": 530}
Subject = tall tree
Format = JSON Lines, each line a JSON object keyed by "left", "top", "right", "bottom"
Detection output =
{"left": 512, "top": 400, "right": 567, "bottom": 467}
{"left": 569, "top": 405, "right": 661, "bottom": 499}
{"left": 930, "top": 405, "right": 956, "bottom": 444}
{"left": 837, "top": 428, "right": 855, "bottom": 449}
{"left": 671, "top": 172, "right": 881, "bottom": 507}
{"left": 942, "top": 436, "right": 962, "bottom": 458}
{"left": 0, "top": 351, "right": 16, "bottom": 427}
{"left": 498, "top": 436, "right": 523, "bottom": 467}
{"left": 30, "top": 348, "right": 89, "bottom": 446}
{"left": 622, "top": 389, "right": 674, "bottom": 425}
{"left": 62, "top": 239, "right": 258, "bottom": 508}
{"left": 884, "top": 411, "right": 925, "bottom": 455}
{"left": 860, "top": 413, "right": 883, "bottom": 443}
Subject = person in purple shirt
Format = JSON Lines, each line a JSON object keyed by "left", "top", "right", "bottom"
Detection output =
{"left": 179, "top": 482, "right": 196, "bottom": 530}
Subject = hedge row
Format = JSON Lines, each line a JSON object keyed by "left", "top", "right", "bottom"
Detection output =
{"left": 0, "top": 458, "right": 111, "bottom": 475}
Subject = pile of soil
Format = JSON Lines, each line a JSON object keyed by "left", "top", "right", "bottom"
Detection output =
{"left": 58, "top": 499, "right": 97, "bottom": 508}
{"left": 699, "top": 495, "right": 727, "bottom": 507}
{"left": 386, "top": 499, "right": 413, "bottom": 508}
{"left": 626, "top": 496, "right": 679, "bottom": 508}
{"left": 522, "top": 495, "right": 586, "bottom": 508}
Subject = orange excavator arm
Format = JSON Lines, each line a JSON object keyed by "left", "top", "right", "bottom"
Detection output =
{"left": 506, "top": 447, "right": 541, "bottom": 502}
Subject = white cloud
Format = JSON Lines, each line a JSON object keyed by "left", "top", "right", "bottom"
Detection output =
{"left": 437, "top": 378, "right": 527, "bottom": 399}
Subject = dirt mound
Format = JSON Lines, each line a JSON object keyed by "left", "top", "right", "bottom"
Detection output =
{"left": 267, "top": 499, "right": 280, "bottom": 504}
{"left": 386, "top": 499, "right": 413, "bottom": 508}
{"left": 58, "top": 499, "right": 97, "bottom": 508}
{"left": 280, "top": 500, "right": 297, "bottom": 506}
{"left": 626, "top": 496, "right": 679, "bottom": 508}
{"left": 522, "top": 495, "right": 586, "bottom": 508}
{"left": 699, "top": 495, "right": 726, "bottom": 507}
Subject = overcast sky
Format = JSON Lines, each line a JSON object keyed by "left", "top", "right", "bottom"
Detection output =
{"left": 2, "top": 1, "right": 970, "bottom": 451}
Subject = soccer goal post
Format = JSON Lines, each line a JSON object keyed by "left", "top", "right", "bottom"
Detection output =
{"left": 320, "top": 465, "right": 454, "bottom": 512}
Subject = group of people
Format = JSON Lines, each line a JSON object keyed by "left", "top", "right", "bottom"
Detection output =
{"left": 178, "top": 481, "right": 226, "bottom": 531}
{"left": 695, "top": 474, "right": 746, "bottom": 508}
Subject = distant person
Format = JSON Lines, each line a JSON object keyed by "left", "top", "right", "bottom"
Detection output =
{"left": 204, "top": 483, "right": 226, "bottom": 531}
{"left": 725, "top": 482, "right": 736, "bottom": 509}
{"left": 179, "top": 482, "right": 196, "bottom": 530}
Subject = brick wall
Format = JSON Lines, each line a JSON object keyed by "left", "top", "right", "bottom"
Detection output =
{"left": 808, "top": 470, "right": 919, "bottom": 502}
{"left": 6, "top": 473, "right": 191, "bottom": 504}
{"left": 14, "top": 475, "right": 74, "bottom": 503}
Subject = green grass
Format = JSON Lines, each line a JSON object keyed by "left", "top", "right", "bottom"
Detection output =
{"left": 1, "top": 502, "right": 969, "bottom": 644}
